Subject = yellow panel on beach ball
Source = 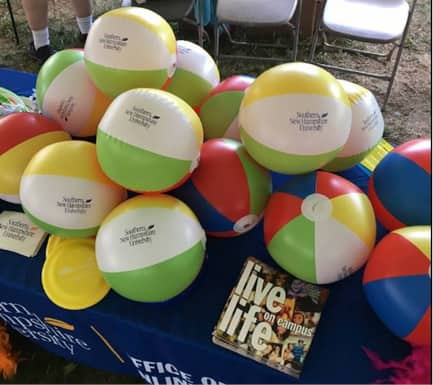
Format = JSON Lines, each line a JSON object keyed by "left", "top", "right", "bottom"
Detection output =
{"left": 239, "top": 62, "right": 352, "bottom": 174}
{"left": 84, "top": 7, "right": 177, "bottom": 98}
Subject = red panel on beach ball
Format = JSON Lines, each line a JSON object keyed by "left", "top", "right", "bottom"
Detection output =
{"left": 363, "top": 226, "right": 431, "bottom": 345}
{"left": 172, "top": 139, "right": 272, "bottom": 237}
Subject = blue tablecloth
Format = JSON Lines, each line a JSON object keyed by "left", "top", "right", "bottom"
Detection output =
{"left": 0, "top": 68, "right": 410, "bottom": 384}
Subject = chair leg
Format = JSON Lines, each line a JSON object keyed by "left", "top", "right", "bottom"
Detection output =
{"left": 382, "top": 0, "right": 417, "bottom": 110}
{"left": 197, "top": 0, "right": 204, "bottom": 47}
{"left": 292, "top": 0, "right": 302, "bottom": 61}
{"left": 6, "top": 0, "right": 20, "bottom": 45}
{"left": 309, "top": 23, "right": 321, "bottom": 62}
{"left": 309, "top": 0, "right": 327, "bottom": 62}
{"left": 385, "top": 43, "right": 398, "bottom": 62}
{"left": 382, "top": 47, "right": 401, "bottom": 110}
{"left": 214, "top": 21, "right": 220, "bottom": 64}
{"left": 290, "top": 28, "right": 296, "bottom": 61}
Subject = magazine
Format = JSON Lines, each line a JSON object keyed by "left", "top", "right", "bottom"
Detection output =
{"left": 212, "top": 257, "right": 329, "bottom": 379}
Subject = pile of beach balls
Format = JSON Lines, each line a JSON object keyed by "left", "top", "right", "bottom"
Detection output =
{"left": 0, "top": 6, "right": 430, "bottom": 339}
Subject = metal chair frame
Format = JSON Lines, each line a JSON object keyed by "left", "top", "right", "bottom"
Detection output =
{"left": 213, "top": 0, "right": 303, "bottom": 63}
{"left": 308, "top": 0, "right": 418, "bottom": 110}
{"left": 6, "top": 0, "right": 20, "bottom": 45}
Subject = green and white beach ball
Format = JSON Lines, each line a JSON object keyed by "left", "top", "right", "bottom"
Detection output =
{"left": 165, "top": 40, "right": 220, "bottom": 109}
{"left": 20, "top": 141, "right": 127, "bottom": 238}
{"left": 323, "top": 80, "right": 384, "bottom": 172}
{"left": 239, "top": 62, "right": 352, "bottom": 174}
{"left": 84, "top": 7, "right": 177, "bottom": 98}
{"left": 95, "top": 194, "right": 206, "bottom": 302}
{"left": 96, "top": 88, "right": 203, "bottom": 193}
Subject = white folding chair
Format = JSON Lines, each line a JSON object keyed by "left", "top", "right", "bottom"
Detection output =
{"left": 309, "top": 0, "right": 417, "bottom": 110}
{"left": 214, "top": 0, "right": 302, "bottom": 63}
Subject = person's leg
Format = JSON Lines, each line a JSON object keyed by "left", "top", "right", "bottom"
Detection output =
{"left": 21, "top": 0, "right": 54, "bottom": 63}
{"left": 71, "top": 0, "right": 93, "bottom": 38}
{"left": 21, "top": 0, "right": 49, "bottom": 49}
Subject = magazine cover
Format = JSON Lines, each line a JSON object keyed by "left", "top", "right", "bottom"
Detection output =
{"left": 212, "top": 257, "right": 330, "bottom": 379}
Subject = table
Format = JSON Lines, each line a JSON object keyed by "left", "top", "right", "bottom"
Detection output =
{"left": 0, "top": 68, "right": 411, "bottom": 384}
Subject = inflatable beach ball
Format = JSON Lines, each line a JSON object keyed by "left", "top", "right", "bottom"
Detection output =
{"left": 95, "top": 194, "right": 206, "bottom": 302}
{"left": 0, "top": 112, "right": 70, "bottom": 204}
{"left": 363, "top": 226, "right": 431, "bottom": 345}
{"left": 323, "top": 80, "right": 384, "bottom": 171}
{"left": 173, "top": 139, "right": 272, "bottom": 237}
{"left": 20, "top": 141, "right": 126, "bottom": 237}
{"left": 165, "top": 40, "right": 220, "bottom": 108}
{"left": 264, "top": 171, "right": 376, "bottom": 284}
{"left": 36, "top": 49, "right": 112, "bottom": 137}
{"left": 239, "top": 62, "right": 351, "bottom": 174}
{"left": 199, "top": 75, "right": 255, "bottom": 140}
{"left": 368, "top": 138, "right": 431, "bottom": 231}
{"left": 97, "top": 88, "right": 203, "bottom": 192}
{"left": 84, "top": 7, "right": 176, "bottom": 98}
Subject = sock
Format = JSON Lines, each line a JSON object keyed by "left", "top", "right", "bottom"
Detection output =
{"left": 76, "top": 15, "right": 93, "bottom": 35}
{"left": 32, "top": 28, "right": 50, "bottom": 50}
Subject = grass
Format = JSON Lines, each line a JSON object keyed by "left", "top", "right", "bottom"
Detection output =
{"left": 0, "top": 0, "right": 431, "bottom": 383}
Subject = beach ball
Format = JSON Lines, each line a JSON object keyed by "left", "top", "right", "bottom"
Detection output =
{"left": 0, "top": 87, "right": 29, "bottom": 117}
{"left": 36, "top": 49, "right": 112, "bottom": 137}
{"left": 363, "top": 226, "right": 431, "bottom": 345}
{"left": 239, "top": 62, "right": 351, "bottom": 174}
{"left": 199, "top": 75, "right": 255, "bottom": 140}
{"left": 264, "top": 171, "right": 376, "bottom": 284}
{"left": 95, "top": 194, "right": 206, "bottom": 302}
{"left": 165, "top": 40, "right": 219, "bottom": 109}
{"left": 84, "top": 7, "right": 177, "bottom": 98}
{"left": 323, "top": 80, "right": 384, "bottom": 171}
{"left": 173, "top": 139, "right": 272, "bottom": 237}
{"left": 20, "top": 141, "right": 126, "bottom": 237}
{"left": 0, "top": 112, "right": 70, "bottom": 204}
{"left": 97, "top": 88, "right": 203, "bottom": 192}
{"left": 368, "top": 138, "right": 431, "bottom": 231}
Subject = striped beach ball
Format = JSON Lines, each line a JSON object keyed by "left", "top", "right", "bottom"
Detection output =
{"left": 20, "top": 141, "right": 126, "bottom": 237}
{"left": 368, "top": 138, "right": 431, "bottom": 231}
{"left": 97, "top": 88, "right": 203, "bottom": 193}
{"left": 363, "top": 226, "right": 431, "bottom": 345}
{"left": 323, "top": 80, "right": 384, "bottom": 172}
{"left": 199, "top": 75, "right": 255, "bottom": 140}
{"left": 36, "top": 49, "right": 112, "bottom": 137}
{"left": 264, "top": 171, "right": 376, "bottom": 284}
{"left": 239, "top": 63, "right": 351, "bottom": 174}
{"left": 0, "top": 112, "right": 70, "bottom": 203}
{"left": 173, "top": 139, "right": 272, "bottom": 237}
{"left": 165, "top": 40, "right": 220, "bottom": 109}
{"left": 84, "top": 7, "right": 177, "bottom": 98}
{"left": 95, "top": 194, "right": 206, "bottom": 302}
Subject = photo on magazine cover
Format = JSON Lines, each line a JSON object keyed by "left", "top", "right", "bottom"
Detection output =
{"left": 212, "top": 257, "right": 329, "bottom": 378}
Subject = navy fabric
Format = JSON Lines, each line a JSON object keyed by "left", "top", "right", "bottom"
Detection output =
{"left": 0, "top": 68, "right": 412, "bottom": 384}
{"left": 274, "top": 173, "right": 316, "bottom": 199}
{"left": 172, "top": 179, "right": 236, "bottom": 233}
